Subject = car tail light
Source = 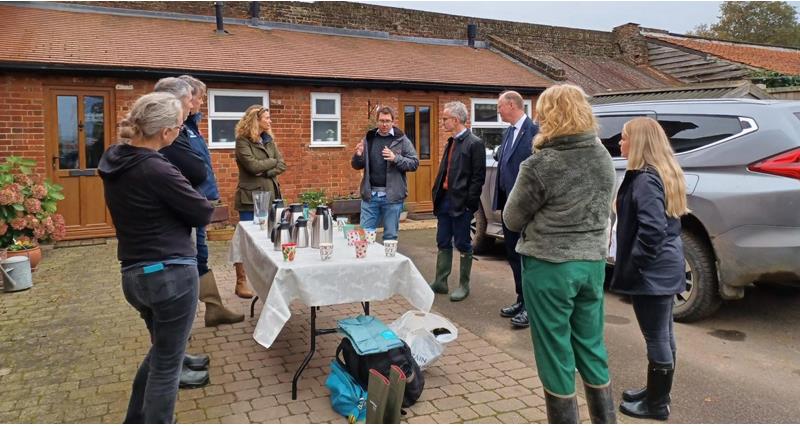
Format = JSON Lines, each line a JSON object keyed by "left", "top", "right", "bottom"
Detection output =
{"left": 748, "top": 148, "right": 800, "bottom": 180}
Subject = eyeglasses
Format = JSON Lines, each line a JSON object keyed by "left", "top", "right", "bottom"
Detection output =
{"left": 440, "top": 116, "right": 456, "bottom": 122}
{"left": 170, "top": 124, "right": 184, "bottom": 132}
{"left": 377, "top": 119, "right": 393, "bottom": 124}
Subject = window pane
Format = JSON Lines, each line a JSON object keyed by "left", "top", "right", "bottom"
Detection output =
{"left": 404, "top": 106, "right": 416, "bottom": 146}
{"left": 473, "top": 127, "right": 505, "bottom": 150}
{"left": 419, "top": 106, "right": 430, "bottom": 160}
{"left": 524, "top": 104, "right": 530, "bottom": 116}
{"left": 210, "top": 119, "right": 238, "bottom": 143}
{"left": 658, "top": 115, "right": 743, "bottom": 153}
{"left": 315, "top": 98, "right": 336, "bottom": 115}
{"left": 214, "top": 95, "right": 263, "bottom": 113}
{"left": 313, "top": 120, "right": 338, "bottom": 142}
{"left": 474, "top": 103, "right": 497, "bottom": 122}
{"left": 84, "top": 96, "right": 105, "bottom": 169}
{"left": 57, "top": 96, "right": 79, "bottom": 170}
{"left": 598, "top": 115, "right": 644, "bottom": 157}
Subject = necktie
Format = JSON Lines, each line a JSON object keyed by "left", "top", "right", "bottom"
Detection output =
{"left": 501, "top": 126, "right": 516, "bottom": 165}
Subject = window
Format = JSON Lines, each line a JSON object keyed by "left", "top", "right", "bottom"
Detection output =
{"left": 311, "top": 93, "right": 341, "bottom": 146}
{"left": 657, "top": 115, "right": 744, "bottom": 153}
{"left": 207, "top": 89, "right": 269, "bottom": 149}
{"left": 470, "top": 98, "right": 532, "bottom": 149}
{"left": 597, "top": 115, "right": 648, "bottom": 158}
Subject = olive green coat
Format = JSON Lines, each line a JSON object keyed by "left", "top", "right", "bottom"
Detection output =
{"left": 234, "top": 134, "right": 287, "bottom": 212}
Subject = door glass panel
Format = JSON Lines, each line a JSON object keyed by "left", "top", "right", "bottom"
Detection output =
{"left": 84, "top": 96, "right": 105, "bottom": 169}
{"left": 57, "top": 96, "right": 79, "bottom": 170}
{"left": 419, "top": 106, "right": 430, "bottom": 160}
{"left": 404, "top": 106, "right": 416, "bottom": 145}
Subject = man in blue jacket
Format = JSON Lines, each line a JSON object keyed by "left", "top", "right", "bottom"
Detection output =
{"left": 494, "top": 91, "right": 538, "bottom": 329}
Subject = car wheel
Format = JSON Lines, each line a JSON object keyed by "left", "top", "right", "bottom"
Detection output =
{"left": 471, "top": 206, "right": 493, "bottom": 254}
{"left": 673, "top": 231, "right": 722, "bottom": 322}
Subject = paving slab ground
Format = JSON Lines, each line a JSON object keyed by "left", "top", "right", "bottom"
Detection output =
{"left": 0, "top": 231, "right": 591, "bottom": 424}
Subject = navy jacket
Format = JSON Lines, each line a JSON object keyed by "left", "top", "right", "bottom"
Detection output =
{"left": 184, "top": 113, "right": 220, "bottom": 200}
{"left": 610, "top": 168, "right": 686, "bottom": 296}
{"left": 493, "top": 116, "right": 537, "bottom": 211}
{"left": 432, "top": 129, "right": 486, "bottom": 216}
{"left": 158, "top": 127, "right": 207, "bottom": 188}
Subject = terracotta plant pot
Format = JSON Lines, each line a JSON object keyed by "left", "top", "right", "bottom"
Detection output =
{"left": 7, "top": 245, "right": 42, "bottom": 271}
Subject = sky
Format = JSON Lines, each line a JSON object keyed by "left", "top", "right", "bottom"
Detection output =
{"left": 358, "top": 1, "right": 800, "bottom": 34}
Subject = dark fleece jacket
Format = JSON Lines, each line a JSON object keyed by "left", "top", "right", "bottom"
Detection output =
{"left": 99, "top": 144, "right": 213, "bottom": 267}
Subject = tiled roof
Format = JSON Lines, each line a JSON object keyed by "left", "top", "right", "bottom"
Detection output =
{"left": 645, "top": 33, "right": 800, "bottom": 76}
{"left": 590, "top": 81, "right": 771, "bottom": 104}
{"left": 0, "top": 4, "right": 551, "bottom": 89}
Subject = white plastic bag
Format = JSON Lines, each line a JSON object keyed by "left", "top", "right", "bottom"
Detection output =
{"left": 390, "top": 311, "right": 458, "bottom": 369}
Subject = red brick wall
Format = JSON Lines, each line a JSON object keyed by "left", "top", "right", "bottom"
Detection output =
{"left": 0, "top": 72, "right": 537, "bottom": 223}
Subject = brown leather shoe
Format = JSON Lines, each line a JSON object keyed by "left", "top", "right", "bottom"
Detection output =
{"left": 234, "top": 263, "right": 254, "bottom": 299}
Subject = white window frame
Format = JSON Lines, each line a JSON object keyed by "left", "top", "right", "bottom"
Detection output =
{"left": 207, "top": 89, "right": 269, "bottom": 149}
{"left": 470, "top": 98, "right": 533, "bottom": 128}
{"left": 310, "top": 92, "right": 342, "bottom": 147}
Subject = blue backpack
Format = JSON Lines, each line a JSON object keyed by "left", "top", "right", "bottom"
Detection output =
{"left": 325, "top": 359, "right": 367, "bottom": 423}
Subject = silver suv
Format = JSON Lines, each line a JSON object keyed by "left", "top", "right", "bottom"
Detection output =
{"left": 472, "top": 99, "right": 800, "bottom": 322}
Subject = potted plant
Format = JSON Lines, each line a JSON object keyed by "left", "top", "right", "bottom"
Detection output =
{"left": 324, "top": 128, "right": 337, "bottom": 142}
{"left": 0, "top": 156, "right": 66, "bottom": 270}
{"left": 298, "top": 189, "right": 328, "bottom": 210}
{"left": 330, "top": 192, "right": 362, "bottom": 221}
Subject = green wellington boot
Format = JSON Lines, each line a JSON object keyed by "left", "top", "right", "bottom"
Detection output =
{"left": 384, "top": 365, "right": 406, "bottom": 424}
{"left": 449, "top": 251, "right": 472, "bottom": 302}
{"left": 366, "top": 369, "right": 390, "bottom": 424}
{"left": 429, "top": 249, "right": 452, "bottom": 295}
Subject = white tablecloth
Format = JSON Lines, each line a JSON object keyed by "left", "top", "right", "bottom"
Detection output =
{"left": 228, "top": 222, "right": 434, "bottom": 348}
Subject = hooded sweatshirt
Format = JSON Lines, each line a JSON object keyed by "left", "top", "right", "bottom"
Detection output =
{"left": 99, "top": 144, "right": 213, "bottom": 267}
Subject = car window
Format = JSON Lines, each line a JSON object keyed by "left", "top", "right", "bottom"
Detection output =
{"left": 657, "top": 115, "right": 743, "bottom": 153}
{"left": 597, "top": 115, "right": 646, "bottom": 157}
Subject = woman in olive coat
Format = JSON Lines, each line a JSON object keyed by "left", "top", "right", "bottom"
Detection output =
{"left": 233, "top": 105, "right": 287, "bottom": 298}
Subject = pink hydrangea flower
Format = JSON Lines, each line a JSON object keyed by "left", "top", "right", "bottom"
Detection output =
{"left": 24, "top": 198, "right": 42, "bottom": 214}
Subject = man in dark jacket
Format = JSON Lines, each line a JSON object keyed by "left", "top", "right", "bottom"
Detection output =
{"left": 351, "top": 106, "right": 419, "bottom": 241}
{"left": 429, "top": 101, "right": 486, "bottom": 301}
{"left": 494, "top": 90, "right": 538, "bottom": 328}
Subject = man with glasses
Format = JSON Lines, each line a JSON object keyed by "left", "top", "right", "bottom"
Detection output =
{"left": 495, "top": 90, "right": 538, "bottom": 328}
{"left": 351, "top": 106, "right": 419, "bottom": 242}
{"left": 429, "top": 101, "right": 486, "bottom": 301}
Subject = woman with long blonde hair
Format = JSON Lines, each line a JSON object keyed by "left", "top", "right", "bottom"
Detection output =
{"left": 611, "top": 117, "right": 689, "bottom": 421}
{"left": 503, "top": 84, "right": 617, "bottom": 423}
{"left": 232, "top": 105, "right": 286, "bottom": 298}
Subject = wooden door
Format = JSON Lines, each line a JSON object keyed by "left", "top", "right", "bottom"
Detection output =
{"left": 45, "top": 87, "right": 115, "bottom": 240}
{"left": 399, "top": 101, "right": 438, "bottom": 213}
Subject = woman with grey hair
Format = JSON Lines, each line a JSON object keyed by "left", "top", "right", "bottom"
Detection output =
{"left": 99, "top": 92, "right": 213, "bottom": 423}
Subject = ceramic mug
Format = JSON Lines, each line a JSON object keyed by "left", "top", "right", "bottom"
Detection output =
{"left": 354, "top": 240, "right": 368, "bottom": 259}
{"left": 281, "top": 243, "right": 297, "bottom": 262}
{"left": 384, "top": 240, "right": 398, "bottom": 257}
{"left": 319, "top": 242, "right": 334, "bottom": 261}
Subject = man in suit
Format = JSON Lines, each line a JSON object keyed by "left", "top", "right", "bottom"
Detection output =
{"left": 494, "top": 90, "right": 538, "bottom": 328}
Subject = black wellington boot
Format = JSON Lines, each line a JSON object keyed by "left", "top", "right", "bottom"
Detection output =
{"left": 622, "top": 352, "right": 676, "bottom": 402}
{"left": 619, "top": 362, "right": 673, "bottom": 421}
{"left": 544, "top": 392, "right": 579, "bottom": 424}
{"left": 584, "top": 382, "right": 617, "bottom": 423}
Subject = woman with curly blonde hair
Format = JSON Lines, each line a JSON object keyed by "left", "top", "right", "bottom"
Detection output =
{"left": 503, "top": 84, "right": 617, "bottom": 423}
{"left": 611, "top": 117, "right": 688, "bottom": 421}
{"left": 232, "top": 105, "right": 286, "bottom": 298}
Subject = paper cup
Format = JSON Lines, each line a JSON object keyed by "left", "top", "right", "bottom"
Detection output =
{"left": 365, "top": 229, "right": 377, "bottom": 244}
{"left": 384, "top": 240, "right": 398, "bottom": 257}
{"left": 319, "top": 242, "right": 334, "bottom": 261}
{"left": 281, "top": 243, "right": 297, "bottom": 262}
{"left": 354, "top": 240, "right": 368, "bottom": 259}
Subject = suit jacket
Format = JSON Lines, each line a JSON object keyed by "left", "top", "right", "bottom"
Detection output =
{"left": 493, "top": 115, "right": 538, "bottom": 211}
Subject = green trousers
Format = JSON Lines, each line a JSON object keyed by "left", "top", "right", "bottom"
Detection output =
{"left": 521, "top": 256, "right": 610, "bottom": 396}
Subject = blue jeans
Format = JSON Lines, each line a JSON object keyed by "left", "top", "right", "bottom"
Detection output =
{"left": 360, "top": 194, "right": 403, "bottom": 241}
{"left": 435, "top": 194, "right": 473, "bottom": 253}
{"left": 121, "top": 264, "right": 198, "bottom": 424}
{"left": 631, "top": 295, "right": 676, "bottom": 365}
{"left": 196, "top": 226, "right": 209, "bottom": 276}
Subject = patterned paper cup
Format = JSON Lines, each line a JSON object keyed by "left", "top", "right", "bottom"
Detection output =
{"left": 365, "top": 229, "right": 377, "bottom": 244}
{"left": 335, "top": 217, "right": 349, "bottom": 233}
{"left": 346, "top": 230, "right": 360, "bottom": 246}
{"left": 354, "top": 240, "right": 368, "bottom": 259}
{"left": 319, "top": 243, "right": 334, "bottom": 261}
{"left": 281, "top": 243, "right": 297, "bottom": 262}
{"left": 384, "top": 240, "right": 398, "bottom": 257}
{"left": 342, "top": 224, "right": 357, "bottom": 239}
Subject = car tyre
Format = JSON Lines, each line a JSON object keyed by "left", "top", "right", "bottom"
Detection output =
{"left": 674, "top": 231, "right": 722, "bottom": 322}
{"left": 471, "top": 205, "right": 493, "bottom": 254}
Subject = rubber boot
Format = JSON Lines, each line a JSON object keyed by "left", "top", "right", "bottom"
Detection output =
{"left": 619, "top": 362, "right": 674, "bottom": 421}
{"left": 584, "top": 382, "right": 617, "bottom": 424}
{"left": 234, "top": 263, "right": 254, "bottom": 299}
{"left": 366, "top": 369, "right": 390, "bottom": 424}
{"left": 622, "top": 352, "right": 675, "bottom": 402}
{"left": 199, "top": 272, "right": 244, "bottom": 327}
{"left": 544, "top": 391, "right": 580, "bottom": 424}
{"left": 384, "top": 365, "right": 406, "bottom": 424}
{"left": 429, "top": 249, "right": 452, "bottom": 294}
{"left": 449, "top": 251, "right": 472, "bottom": 302}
